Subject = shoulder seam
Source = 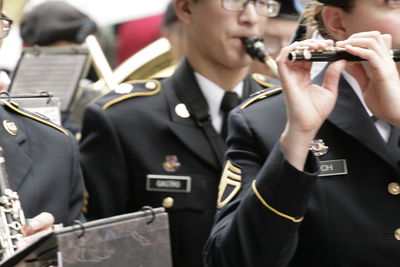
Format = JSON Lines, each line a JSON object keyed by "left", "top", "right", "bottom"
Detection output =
{"left": 240, "top": 88, "right": 282, "bottom": 110}
{"left": 102, "top": 79, "right": 161, "bottom": 110}
{"left": 2, "top": 100, "right": 69, "bottom": 136}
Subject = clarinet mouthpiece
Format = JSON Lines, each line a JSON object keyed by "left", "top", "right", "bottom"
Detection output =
{"left": 241, "top": 37, "right": 269, "bottom": 63}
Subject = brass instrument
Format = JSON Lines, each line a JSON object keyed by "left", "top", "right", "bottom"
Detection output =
{"left": 112, "top": 37, "right": 174, "bottom": 82}
{"left": 70, "top": 36, "right": 174, "bottom": 125}
{"left": 88, "top": 35, "right": 174, "bottom": 90}
{"left": 3, "top": 0, "right": 27, "bottom": 25}
{"left": 0, "top": 147, "right": 25, "bottom": 261}
{"left": 289, "top": 46, "right": 400, "bottom": 62}
{"left": 242, "top": 37, "right": 280, "bottom": 78}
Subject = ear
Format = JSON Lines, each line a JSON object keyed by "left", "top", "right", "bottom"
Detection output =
{"left": 174, "top": 0, "right": 193, "bottom": 24}
{"left": 321, "top": 6, "right": 347, "bottom": 40}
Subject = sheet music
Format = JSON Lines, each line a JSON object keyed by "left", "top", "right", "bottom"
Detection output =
{"left": 9, "top": 47, "right": 90, "bottom": 111}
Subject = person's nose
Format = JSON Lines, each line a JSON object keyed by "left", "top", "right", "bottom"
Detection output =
{"left": 238, "top": 1, "right": 262, "bottom": 26}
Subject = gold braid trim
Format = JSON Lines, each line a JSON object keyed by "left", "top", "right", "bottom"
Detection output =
{"left": 251, "top": 180, "right": 304, "bottom": 223}
{"left": 252, "top": 73, "right": 277, "bottom": 88}
{"left": 102, "top": 79, "right": 161, "bottom": 110}
{"left": 2, "top": 100, "right": 69, "bottom": 136}
{"left": 240, "top": 88, "right": 282, "bottom": 110}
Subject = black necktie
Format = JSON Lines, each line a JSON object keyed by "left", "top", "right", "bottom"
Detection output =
{"left": 388, "top": 125, "right": 400, "bottom": 149}
{"left": 220, "top": 92, "right": 240, "bottom": 139}
{"left": 387, "top": 125, "right": 400, "bottom": 165}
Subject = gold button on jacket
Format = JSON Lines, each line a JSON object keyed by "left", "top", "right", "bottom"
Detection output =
{"left": 388, "top": 182, "right": 400, "bottom": 195}
{"left": 162, "top": 197, "right": 174, "bottom": 209}
{"left": 395, "top": 229, "right": 400, "bottom": 241}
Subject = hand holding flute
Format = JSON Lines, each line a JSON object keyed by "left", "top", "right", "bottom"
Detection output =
{"left": 280, "top": 32, "right": 400, "bottom": 127}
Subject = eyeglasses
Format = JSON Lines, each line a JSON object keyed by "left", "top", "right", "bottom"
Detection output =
{"left": 221, "top": 0, "right": 281, "bottom": 17}
{"left": 0, "top": 16, "right": 12, "bottom": 39}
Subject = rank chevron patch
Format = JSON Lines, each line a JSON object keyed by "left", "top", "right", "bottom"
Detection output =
{"left": 217, "top": 160, "right": 242, "bottom": 208}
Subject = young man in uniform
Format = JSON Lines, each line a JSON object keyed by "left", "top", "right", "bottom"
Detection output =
{"left": 80, "top": 0, "right": 281, "bottom": 266}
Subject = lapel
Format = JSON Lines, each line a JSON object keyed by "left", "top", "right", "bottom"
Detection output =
{"left": 0, "top": 104, "right": 32, "bottom": 191}
{"left": 314, "top": 71, "right": 394, "bottom": 166}
{"left": 164, "top": 59, "right": 222, "bottom": 170}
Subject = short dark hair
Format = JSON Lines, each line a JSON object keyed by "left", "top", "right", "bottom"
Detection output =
{"left": 163, "top": 2, "right": 178, "bottom": 29}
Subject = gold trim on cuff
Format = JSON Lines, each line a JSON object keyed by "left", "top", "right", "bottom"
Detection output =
{"left": 251, "top": 180, "right": 304, "bottom": 223}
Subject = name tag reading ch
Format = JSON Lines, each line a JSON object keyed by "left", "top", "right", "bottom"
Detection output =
{"left": 318, "top": 159, "right": 348, "bottom": 177}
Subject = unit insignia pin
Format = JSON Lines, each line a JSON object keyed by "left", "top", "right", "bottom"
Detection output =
{"left": 309, "top": 139, "right": 328, "bottom": 156}
{"left": 3, "top": 120, "right": 18, "bottom": 136}
{"left": 175, "top": 103, "right": 190, "bottom": 118}
{"left": 163, "top": 155, "right": 181, "bottom": 172}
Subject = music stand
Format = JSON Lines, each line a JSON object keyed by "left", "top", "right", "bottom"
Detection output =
{"left": 8, "top": 46, "right": 91, "bottom": 112}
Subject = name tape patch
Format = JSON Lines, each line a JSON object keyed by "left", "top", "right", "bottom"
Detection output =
{"left": 318, "top": 159, "right": 348, "bottom": 177}
{"left": 146, "top": 174, "right": 191, "bottom": 193}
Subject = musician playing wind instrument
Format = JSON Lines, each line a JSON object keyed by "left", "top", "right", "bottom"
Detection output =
{"left": 0, "top": 0, "right": 85, "bottom": 252}
{"left": 79, "top": 0, "right": 285, "bottom": 266}
{"left": 204, "top": 0, "right": 400, "bottom": 266}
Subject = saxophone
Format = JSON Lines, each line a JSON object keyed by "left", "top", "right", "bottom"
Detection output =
{"left": 0, "top": 147, "right": 26, "bottom": 261}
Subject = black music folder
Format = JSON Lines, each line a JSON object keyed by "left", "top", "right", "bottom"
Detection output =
{"left": 8, "top": 46, "right": 91, "bottom": 112}
{"left": 1, "top": 207, "right": 172, "bottom": 267}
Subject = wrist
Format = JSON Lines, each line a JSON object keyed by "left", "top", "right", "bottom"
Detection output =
{"left": 280, "top": 124, "right": 317, "bottom": 170}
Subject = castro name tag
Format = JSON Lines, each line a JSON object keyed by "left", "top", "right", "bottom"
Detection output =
{"left": 146, "top": 174, "right": 191, "bottom": 193}
{"left": 318, "top": 159, "right": 348, "bottom": 177}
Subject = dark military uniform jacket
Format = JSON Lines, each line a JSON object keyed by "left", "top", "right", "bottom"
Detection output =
{"left": 204, "top": 71, "right": 400, "bottom": 266}
{"left": 79, "top": 58, "right": 275, "bottom": 267}
{"left": 0, "top": 100, "right": 84, "bottom": 225}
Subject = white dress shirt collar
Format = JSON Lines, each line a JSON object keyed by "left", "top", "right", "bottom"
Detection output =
{"left": 194, "top": 72, "right": 243, "bottom": 133}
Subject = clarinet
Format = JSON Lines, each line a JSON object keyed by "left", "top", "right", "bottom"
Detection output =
{"left": 0, "top": 146, "right": 26, "bottom": 261}
{"left": 288, "top": 46, "right": 400, "bottom": 62}
{"left": 241, "top": 37, "right": 280, "bottom": 78}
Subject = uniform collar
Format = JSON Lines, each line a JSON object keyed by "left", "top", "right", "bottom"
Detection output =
{"left": 194, "top": 72, "right": 243, "bottom": 133}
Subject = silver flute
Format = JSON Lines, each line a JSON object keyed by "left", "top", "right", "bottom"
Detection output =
{"left": 289, "top": 47, "right": 400, "bottom": 62}
{"left": 0, "top": 147, "right": 25, "bottom": 261}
